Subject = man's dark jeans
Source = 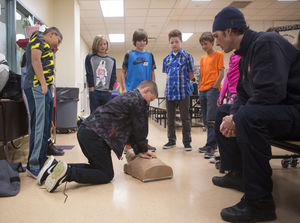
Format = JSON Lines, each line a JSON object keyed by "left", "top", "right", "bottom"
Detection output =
{"left": 215, "top": 104, "right": 300, "bottom": 199}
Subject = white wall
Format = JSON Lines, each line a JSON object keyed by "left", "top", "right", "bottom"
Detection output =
{"left": 19, "top": 0, "right": 54, "bottom": 26}
{"left": 80, "top": 37, "right": 90, "bottom": 116}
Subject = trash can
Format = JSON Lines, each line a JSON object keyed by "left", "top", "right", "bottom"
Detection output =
{"left": 56, "top": 87, "right": 79, "bottom": 130}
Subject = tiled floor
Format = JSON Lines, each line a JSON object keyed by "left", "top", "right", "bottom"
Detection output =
{"left": 0, "top": 120, "right": 299, "bottom": 223}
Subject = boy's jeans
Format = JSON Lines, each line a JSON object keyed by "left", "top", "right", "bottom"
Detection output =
{"left": 66, "top": 125, "right": 114, "bottom": 184}
{"left": 89, "top": 90, "right": 112, "bottom": 113}
{"left": 166, "top": 96, "right": 191, "bottom": 145}
{"left": 199, "top": 88, "right": 219, "bottom": 149}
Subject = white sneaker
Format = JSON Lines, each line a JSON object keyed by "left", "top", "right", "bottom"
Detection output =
{"left": 209, "top": 157, "right": 216, "bottom": 164}
{"left": 45, "top": 161, "right": 68, "bottom": 192}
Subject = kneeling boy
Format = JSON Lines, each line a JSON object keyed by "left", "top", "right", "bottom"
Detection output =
{"left": 37, "top": 80, "right": 158, "bottom": 192}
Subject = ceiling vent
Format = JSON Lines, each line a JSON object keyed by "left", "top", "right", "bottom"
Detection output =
{"left": 229, "top": 1, "right": 252, "bottom": 9}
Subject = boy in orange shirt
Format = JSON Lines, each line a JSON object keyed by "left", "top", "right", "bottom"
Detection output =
{"left": 198, "top": 32, "right": 224, "bottom": 159}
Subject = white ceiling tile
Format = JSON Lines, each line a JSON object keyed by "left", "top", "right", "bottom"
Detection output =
{"left": 195, "top": 21, "right": 214, "bottom": 32}
{"left": 125, "top": 23, "right": 146, "bottom": 31}
{"left": 126, "top": 9, "right": 148, "bottom": 17}
{"left": 268, "top": 1, "right": 294, "bottom": 9}
{"left": 106, "top": 24, "right": 124, "bottom": 33}
{"left": 145, "top": 16, "right": 168, "bottom": 23}
{"left": 174, "top": 0, "right": 189, "bottom": 9}
{"left": 182, "top": 8, "right": 203, "bottom": 16}
{"left": 150, "top": 0, "right": 177, "bottom": 8}
{"left": 86, "top": 24, "right": 106, "bottom": 31}
{"left": 81, "top": 9, "right": 102, "bottom": 17}
{"left": 81, "top": 17, "right": 104, "bottom": 25}
{"left": 187, "top": 1, "right": 210, "bottom": 9}
{"left": 241, "top": 8, "right": 262, "bottom": 17}
{"left": 79, "top": 1, "right": 100, "bottom": 10}
{"left": 104, "top": 18, "right": 124, "bottom": 24}
{"left": 78, "top": 0, "right": 300, "bottom": 51}
{"left": 125, "top": 17, "right": 146, "bottom": 24}
{"left": 287, "top": 2, "right": 300, "bottom": 8}
{"left": 246, "top": 1, "right": 272, "bottom": 9}
{"left": 208, "top": 0, "right": 231, "bottom": 9}
{"left": 145, "top": 23, "right": 164, "bottom": 31}
{"left": 148, "top": 9, "right": 172, "bottom": 16}
{"left": 201, "top": 8, "right": 221, "bottom": 16}
{"left": 170, "top": 8, "right": 184, "bottom": 16}
{"left": 179, "top": 15, "right": 198, "bottom": 21}
{"left": 125, "top": 0, "right": 150, "bottom": 9}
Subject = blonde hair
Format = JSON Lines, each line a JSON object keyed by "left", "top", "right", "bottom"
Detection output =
{"left": 138, "top": 80, "right": 158, "bottom": 97}
{"left": 92, "top": 35, "right": 109, "bottom": 55}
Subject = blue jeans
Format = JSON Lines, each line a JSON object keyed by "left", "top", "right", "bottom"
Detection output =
{"left": 89, "top": 90, "right": 112, "bottom": 113}
{"left": 199, "top": 88, "right": 219, "bottom": 149}
{"left": 24, "top": 86, "right": 52, "bottom": 172}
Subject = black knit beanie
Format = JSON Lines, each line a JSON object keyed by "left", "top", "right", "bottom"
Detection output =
{"left": 212, "top": 6, "right": 247, "bottom": 32}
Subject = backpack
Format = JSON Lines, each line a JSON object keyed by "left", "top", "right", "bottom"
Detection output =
{"left": 0, "top": 70, "right": 22, "bottom": 101}
{"left": 0, "top": 59, "right": 9, "bottom": 92}
{"left": 0, "top": 160, "right": 25, "bottom": 197}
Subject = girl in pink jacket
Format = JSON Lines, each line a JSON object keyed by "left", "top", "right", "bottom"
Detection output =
{"left": 217, "top": 53, "right": 241, "bottom": 106}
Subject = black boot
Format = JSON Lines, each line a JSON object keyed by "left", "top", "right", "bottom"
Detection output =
{"left": 221, "top": 195, "right": 277, "bottom": 222}
{"left": 47, "top": 140, "right": 65, "bottom": 156}
{"left": 212, "top": 171, "right": 244, "bottom": 192}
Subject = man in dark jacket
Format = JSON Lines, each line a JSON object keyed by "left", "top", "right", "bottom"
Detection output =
{"left": 211, "top": 6, "right": 300, "bottom": 222}
{"left": 36, "top": 80, "right": 157, "bottom": 192}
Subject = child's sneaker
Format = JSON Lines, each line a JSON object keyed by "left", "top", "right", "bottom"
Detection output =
{"left": 45, "top": 161, "right": 68, "bottom": 192}
{"left": 37, "top": 155, "right": 58, "bottom": 185}
{"left": 184, "top": 143, "right": 192, "bottom": 151}
{"left": 148, "top": 144, "right": 156, "bottom": 152}
{"left": 124, "top": 144, "right": 132, "bottom": 154}
{"left": 163, "top": 141, "right": 176, "bottom": 149}
{"left": 198, "top": 146, "right": 208, "bottom": 153}
{"left": 204, "top": 148, "right": 215, "bottom": 159}
{"left": 26, "top": 168, "right": 39, "bottom": 179}
{"left": 209, "top": 156, "right": 217, "bottom": 163}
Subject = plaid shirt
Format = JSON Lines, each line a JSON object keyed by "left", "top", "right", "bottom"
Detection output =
{"left": 163, "top": 48, "right": 194, "bottom": 101}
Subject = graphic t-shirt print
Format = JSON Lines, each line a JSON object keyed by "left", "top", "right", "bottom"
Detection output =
{"left": 96, "top": 60, "right": 107, "bottom": 87}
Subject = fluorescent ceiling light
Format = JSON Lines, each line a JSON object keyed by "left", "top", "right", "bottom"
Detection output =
{"left": 109, "top": 34, "right": 124, "bottom": 43}
{"left": 16, "top": 12, "right": 22, "bottom": 20}
{"left": 182, "top": 33, "right": 193, "bottom": 42}
{"left": 100, "top": 0, "right": 124, "bottom": 17}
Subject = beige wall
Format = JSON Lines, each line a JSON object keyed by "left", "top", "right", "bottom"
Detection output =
{"left": 20, "top": 0, "right": 54, "bottom": 26}
{"left": 80, "top": 37, "right": 90, "bottom": 116}
{"left": 20, "top": 0, "right": 87, "bottom": 116}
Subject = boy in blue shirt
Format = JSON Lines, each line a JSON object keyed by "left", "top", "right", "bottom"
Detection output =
{"left": 121, "top": 28, "right": 156, "bottom": 152}
{"left": 121, "top": 28, "right": 156, "bottom": 92}
{"left": 162, "top": 29, "right": 195, "bottom": 151}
